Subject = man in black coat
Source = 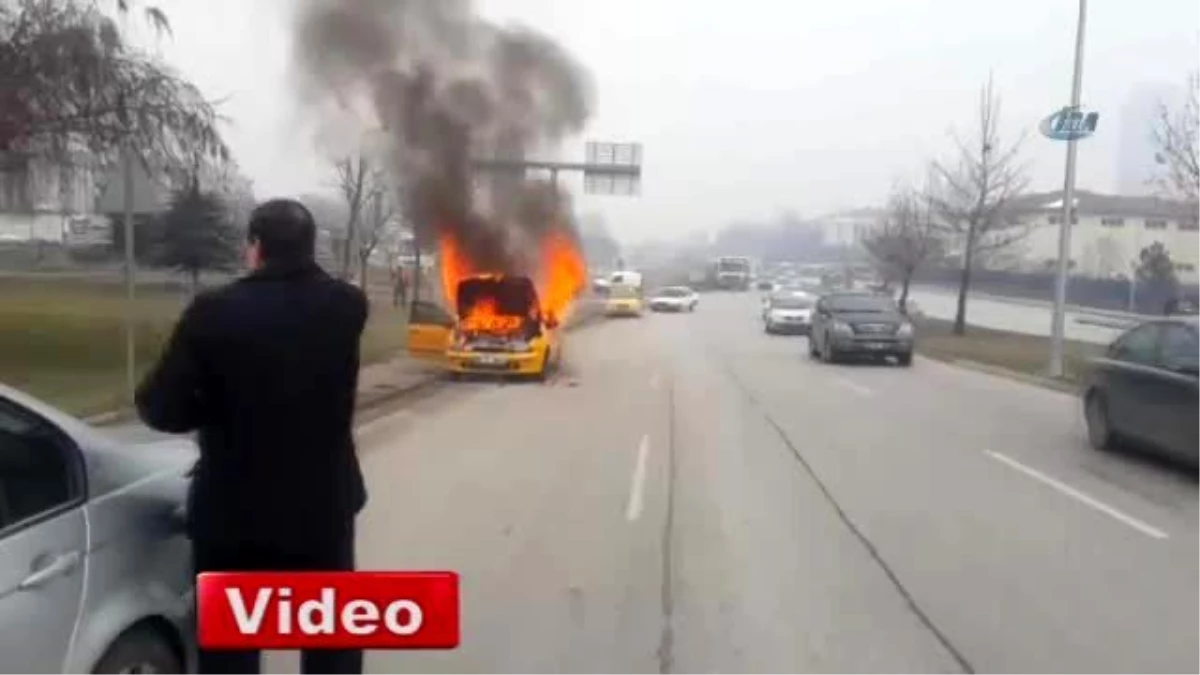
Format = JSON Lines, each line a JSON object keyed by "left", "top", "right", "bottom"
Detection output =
{"left": 136, "top": 198, "right": 368, "bottom": 674}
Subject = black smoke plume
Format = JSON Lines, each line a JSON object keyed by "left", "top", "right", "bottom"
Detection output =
{"left": 290, "top": 0, "right": 593, "bottom": 277}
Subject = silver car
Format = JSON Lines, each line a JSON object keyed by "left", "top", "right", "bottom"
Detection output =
{"left": 0, "top": 383, "right": 196, "bottom": 673}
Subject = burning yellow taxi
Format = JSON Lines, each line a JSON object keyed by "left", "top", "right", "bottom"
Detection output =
{"left": 407, "top": 275, "right": 563, "bottom": 380}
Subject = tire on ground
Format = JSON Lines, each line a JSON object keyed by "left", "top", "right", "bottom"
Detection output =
{"left": 91, "top": 624, "right": 182, "bottom": 675}
{"left": 1084, "top": 390, "right": 1115, "bottom": 451}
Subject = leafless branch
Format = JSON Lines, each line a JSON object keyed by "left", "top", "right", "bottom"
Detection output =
{"left": 1152, "top": 71, "right": 1199, "bottom": 203}
{"left": 927, "top": 75, "right": 1030, "bottom": 334}
{"left": 333, "top": 154, "right": 369, "bottom": 279}
{"left": 861, "top": 186, "right": 944, "bottom": 310}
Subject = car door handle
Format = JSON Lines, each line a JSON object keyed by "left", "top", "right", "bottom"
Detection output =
{"left": 19, "top": 551, "right": 82, "bottom": 591}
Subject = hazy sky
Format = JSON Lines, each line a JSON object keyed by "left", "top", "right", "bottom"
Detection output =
{"left": 139, "top": 0, "right": 1197, "bottom": 244}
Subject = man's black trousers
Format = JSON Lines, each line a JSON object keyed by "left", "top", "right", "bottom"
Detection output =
{"left": 192, "top": 527, "right": 362, "bottom": 674}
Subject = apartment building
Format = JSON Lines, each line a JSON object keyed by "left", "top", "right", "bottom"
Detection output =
{"left": 0, "top": 148, "right": 105, "bottom": 245}
{"left": 1009, "top": 190, "right": 1198, "bottom": 283}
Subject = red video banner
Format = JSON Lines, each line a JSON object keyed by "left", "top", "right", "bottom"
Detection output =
{"left": 197, "top": 572, "right": 460, "bottom": 650}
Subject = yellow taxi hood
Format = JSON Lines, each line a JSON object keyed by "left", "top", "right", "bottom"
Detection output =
{"left": 456, "top": 275, "right": 540, "bottom": 319}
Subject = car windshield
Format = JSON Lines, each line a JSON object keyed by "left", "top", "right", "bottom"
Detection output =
{"left": 771, "top": 296, "right": 813, "bottom": 309}
{"left": 826, "top": 295, "right": 896, "bottom": 313}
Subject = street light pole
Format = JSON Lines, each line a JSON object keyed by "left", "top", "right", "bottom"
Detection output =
{"left": 1049, "top": 0, "right": 1088, "bottom": 378}
{"left": 1127, "top": 264, "right": 1137, "bottom": 311}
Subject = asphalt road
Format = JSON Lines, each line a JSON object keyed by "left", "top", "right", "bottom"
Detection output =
{"left": 239, "top": 291, "right": 1196, "bottom": 673}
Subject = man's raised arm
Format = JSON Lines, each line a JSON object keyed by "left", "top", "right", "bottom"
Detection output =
{"left": 136, "top": 298, "right": 208, "bottom": 433}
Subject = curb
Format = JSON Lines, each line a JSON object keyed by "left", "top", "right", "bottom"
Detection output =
{"left": 354, "top": 368, "right": 446, "bottom": 416}
{"left": 85, "top": 371, "right": 446, "bottom": 429}
{"left": 1075, "top": 316, "right": 1136, "bottom": 330}
{"left": 944, "top": 357, "right": 1080, "bottom": 395}
{"left": 86, "top": 303, "right": 608, "bottom": 428}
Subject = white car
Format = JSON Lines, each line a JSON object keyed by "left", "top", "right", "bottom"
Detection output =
{"left": 648, "top": 286, "right": 699, "bottom": 312}
{"left": 764, "top": 292, "right": 815, "bottom": 335}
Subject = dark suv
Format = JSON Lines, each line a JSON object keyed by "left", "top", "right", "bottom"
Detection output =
{"left": 809, "top": 291, "right": 914, "bottom": 366}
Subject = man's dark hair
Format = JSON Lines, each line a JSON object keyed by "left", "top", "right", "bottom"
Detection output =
{"left": 248, "top": 198, "right": 317, "bottom": 263}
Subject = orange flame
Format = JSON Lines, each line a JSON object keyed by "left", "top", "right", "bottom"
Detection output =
{"left": 537, "top": 229, "right": 587, "bottom": 323}
{"left": 436, "top": 224, "right": 588, "bottom": 331}
{"left": 459, "top": 296, "right": 523, "bottom": 334}
{"left": 438, "top": 232, "right": 476, "bottom": 314}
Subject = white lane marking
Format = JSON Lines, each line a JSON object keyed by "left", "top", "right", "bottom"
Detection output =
{"left": 831, "top": 375, "right": 874, "bottom": 397}
{"left": 985, "top": 450, "right": 1169, "bottom": 540}
{"left": 626, "top": 434, "right": 651, "bottom": 522}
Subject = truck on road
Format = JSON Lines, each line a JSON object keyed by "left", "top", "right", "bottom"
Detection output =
{"left": 713, "top": 256, "right": 753, "bottom": 291}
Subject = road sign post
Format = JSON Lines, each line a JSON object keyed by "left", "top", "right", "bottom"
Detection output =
{"left": 1047, "top": 0, "right": 1091, "bottom": 379}
{"left": 470, "top": 140, "right": 643, "bottom": 196}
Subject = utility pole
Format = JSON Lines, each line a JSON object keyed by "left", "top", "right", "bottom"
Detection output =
{"left": 1049, "top": 0, "right": 1088, "bottom": 378}
{"left": 121, "top": 142, "right": 137, "bottom": 403}
{"left": 1127, "top": 264, "right": 1137, "bottom": 311}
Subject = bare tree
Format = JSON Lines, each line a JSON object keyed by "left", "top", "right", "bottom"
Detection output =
{"left": 332, "top": 155, "right": 369, "bottom": 280}
{"left": 356, "top": 168, "right": 398, "bottom": 291}
{"left": 930, "top": 77, "right": 1031, "bottom": 335}
{"left": 1152, "top": 71, "right": 1199, "bottom": 203}
{"left": 332, "top": 154, "right": 404, "bottom": 289}
{"left": 209, "top": 161, "right": 256, "bottom": 229}
{"left": 861, "top": 188, "right": 943, "bottom": 313}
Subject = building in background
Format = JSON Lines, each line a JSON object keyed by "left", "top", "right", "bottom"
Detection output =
{"left": 816, "top": 207, "right": 885, "bottom": 247}
{"left": 0, "top": 145, "right": 105, "bottom": 246}
{"left": 1006, "top": 190, "right": 1198, "bottom": 283}
{"left": 1116, "top": 82, "right": 1177, "bottom": 196}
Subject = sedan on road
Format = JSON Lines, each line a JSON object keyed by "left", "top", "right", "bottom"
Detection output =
{"left": 0, "top": 383, "right": 196, "bottom": 673}
{"left": 763, "top": 292, "right": 815, "bottom": 335}
{"left": 648, "top": 286, "right": 699, "bottom": 313}
{"left": 809, "top": 291, "right": 915, "bottom": 366}
{"left": 1081, "top": 317, "right": 1198, "bottom": 468}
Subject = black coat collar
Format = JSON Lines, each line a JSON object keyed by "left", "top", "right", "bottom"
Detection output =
{"left": 244, "top": 259, "right": 326, "bottom": 282}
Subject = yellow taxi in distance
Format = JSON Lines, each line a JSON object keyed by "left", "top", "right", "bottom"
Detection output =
{"left": 605, "top": 270, "right": 644, "bottom": 317}
{"left": 605, "top": 287, "right": 644, "bottom": 317}
{"left": 407, "top": 275, "right": 562, "bottom": 380}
